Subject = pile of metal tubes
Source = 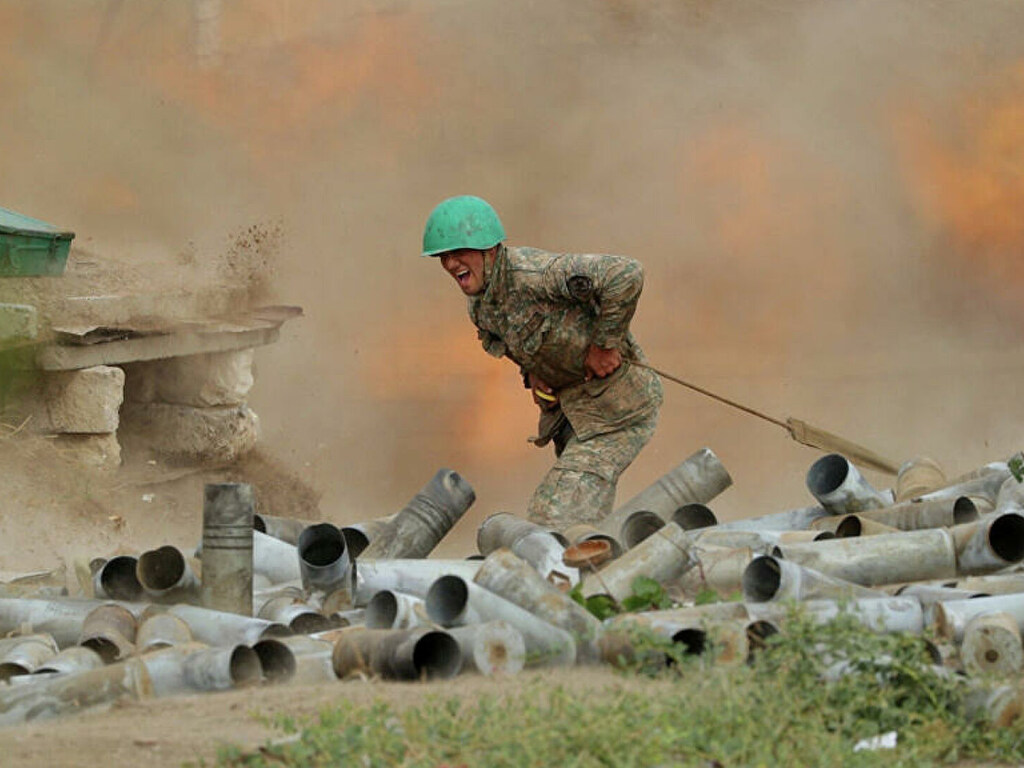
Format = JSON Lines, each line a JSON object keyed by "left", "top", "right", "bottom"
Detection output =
{"left": 2, "top": 450, "right": 1024, "bottom": 728}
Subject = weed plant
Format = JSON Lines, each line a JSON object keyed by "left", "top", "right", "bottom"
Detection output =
{"left": 206, "top": 606, "right": 1024, "bottom": 768}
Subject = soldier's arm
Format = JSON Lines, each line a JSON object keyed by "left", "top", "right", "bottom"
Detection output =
{"left": 541, "top": 253, "right": 645, "bottom": 349}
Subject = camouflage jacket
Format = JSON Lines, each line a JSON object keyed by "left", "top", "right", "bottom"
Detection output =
{"left": 468, "top": 245, "right": 663, "bottom": 441}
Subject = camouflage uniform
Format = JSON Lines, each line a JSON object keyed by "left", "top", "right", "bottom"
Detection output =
{"left": 468, "top": 245, "right": 663, "bottom": 528}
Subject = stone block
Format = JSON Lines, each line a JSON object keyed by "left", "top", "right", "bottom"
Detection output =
{"left": 43, "top": 366, "right": 125, "bottom": 434}
{"left": 52, "top": 433, "right": 122, "bottom": 471}
{"left": 119, "top": 402, "right": 259, "bottom": 466}
{"left": 123, "top": 349, "right": 254, "bottom": 407}
{"left": 0, "top": 303, "right": 37, "bottom": 344}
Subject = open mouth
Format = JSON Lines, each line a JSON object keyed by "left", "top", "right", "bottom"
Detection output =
{"left": 454, "top": 269, "right": 471, "bottom": 287}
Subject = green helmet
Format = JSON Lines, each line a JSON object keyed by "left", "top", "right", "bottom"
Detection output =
{"left": 421, "top": 195, "right": 506, "bottom": 257}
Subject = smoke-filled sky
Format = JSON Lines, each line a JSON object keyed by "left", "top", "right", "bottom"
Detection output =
{"left": 2, "top": 0, "right": 1023, "bottom": 549}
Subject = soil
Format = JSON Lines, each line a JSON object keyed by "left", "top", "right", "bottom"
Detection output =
{"left": 1, "top": 0, "right": 1023, "bottom": 765}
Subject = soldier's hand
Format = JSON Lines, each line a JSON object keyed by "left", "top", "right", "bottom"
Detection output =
{"left": 584, "top": 344, "right": 622, "bottom": 380}
{"left": 529, "top": 373, "right": 559, "bottom": 410}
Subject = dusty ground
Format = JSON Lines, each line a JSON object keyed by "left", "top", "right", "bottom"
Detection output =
{"left": 0, "top": 668, "right": 645, "bottom": 768}
{"left": 0, "top": 0, "right": 1023, "bottom": 765}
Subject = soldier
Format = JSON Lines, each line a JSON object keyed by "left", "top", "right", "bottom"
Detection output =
{"left": 422, "top": 195, "right": 663, "bottom": 528}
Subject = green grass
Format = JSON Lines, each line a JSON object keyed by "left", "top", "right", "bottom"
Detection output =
{"left": 202, "top": 611, "right": 1024, "bottom": 768}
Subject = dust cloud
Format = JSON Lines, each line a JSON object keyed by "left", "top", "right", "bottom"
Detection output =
{"left": 1, "top": 0, "right": 1023, "bottom": 554}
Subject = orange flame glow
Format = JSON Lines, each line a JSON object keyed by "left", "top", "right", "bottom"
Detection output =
{"left": 895, "top": 64, "right": 1024, "bottom": 289}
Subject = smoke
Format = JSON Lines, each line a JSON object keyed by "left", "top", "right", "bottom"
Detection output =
{"left": 2, "top": 0, "right": 1023, "bottom": 548}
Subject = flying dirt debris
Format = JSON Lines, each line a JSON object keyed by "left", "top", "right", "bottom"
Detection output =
{"left": 0, "top": 448, "right": 1022, "bottom": 729}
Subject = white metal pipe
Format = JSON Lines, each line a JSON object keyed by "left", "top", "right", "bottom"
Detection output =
{"left": 0, "top": 635, "right": 59, "bottom": 679}
{"left": 934, "top": 594, "right": 1024, "bottom": 642}
{"left": 168, "top": 604, "right": 292, "bottom": 646}
{"left": 774, "top": 528, "right": 957, "bottom": 587}
{"left": 201, "top": 483, "right": 255, "bottom": 615}
{"left": 424, "top": 575, "right": 576, "bottom": 667}
{"left": 254, "top": 636, "right": 337, "bottom": 685}
{"left": 359, "top": 469, "right": 476, "bottom": 560}
{"left": 805, "top": 453, "right": 890, "bottom": 514}
{"left": 746, "top": 597, "right": 925, "bottom": 634}
{"left": 33, "top": 646, "right": 104, "bottom": 676}
{"left": 961, "top": 612, "right": 1023, "bottom": 678}
{"left": 353, "top": 559, "right": 482, "bottom": 605}
{"left": 581, "top": 522, "right": 695, "bottom": 602}
{"left": 477, "top": 513, "right": 575, "bottom": 586}
{"left": 599, "top": 448, "right": 732, "bottom": 540}
{"left": 448, "top": 621, "right": 526, "bottom": 676}
{"left": 742, "top": 555, "right": 887, "bottom": 603}
{"left": 298, "top": 523, "right": 352, "bottom": 598}
{"left": 365, "top": 590, "right": 427, "bottom": 630}
{"left": 135, "top": 613, "right": 193, "bottom": 653}
{"left": 472, "top": 549, "right": 601, "bottom": 660}
{"left": 93, "top": 556, "right": 143, "bottom": 602}
{"left": 252, "top": 529, "right": 302, "bottom": 586}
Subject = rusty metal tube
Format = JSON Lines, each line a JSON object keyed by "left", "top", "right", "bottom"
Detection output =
{"left": 895, "top": 456, "right": 947, "bottom": 502}
{"left": 742, "top": 555, "right": 887, "bottom": 603}
{"left": 961, "top": 612, "right": 1023, "bottom": 678}
{"left": 167, "top": 604, "right": 291, "bottom": 646}
{"left": 424, "top": 575, "right": 576, "bottom": 667}
{"left": 834, "top": 515, "right": 901, "bottom": 537}
{"left": 582, "top": 522, "right": 695, "bottom": 602}
{"left": 806, "top": 453, "right": 890, "bottom": 514}
{"left": 359, "top": 469, "right": 476, "bottom": 559}
{"left": 92, "top": 556, "right": 143, "bottom": 602}
{"left": 477, "top": 513, "right": 574, "bottom": 586}
{"left": 954, "top": 512, "right": 1024, "bottom": 575}
{"left": 136, "top": 612, "right": 194, "bottom": 653}
{"left": 253, "top": 513, "right": 309, "bottom": 546}
{"left": 201, "top": 483, "right": 255, "bottom": 614}
{"left": 298, "top": 523, "right": 352, "bottom": 598}
{"left": 774, "top": 528, "right": 957, "bottom": 587}
{"left": 562, "top": 523, "right": 624, "bottom": 560}
{"left": 354, "top": 559, "right": 481, "bottom": 605}
{"left": 448, "top": 621, "right": 526, "bottom": 676}
{"left": 472, "top": 549, "right": 601, "bottom": 659}
{"left": 331, "top": 627, "right": 462, "bottom": 680}
{"left": 365, "top": 590, "right": 427, "bottom": 630}
{"left": 79, "top": 604, "right": 137, "bottom": 662}
{"left": 137, "top": 546, "right": 200, "bottom": 603}
{"left": 677, "top": 546, "right": 753, "bottom": 598}
{"left": 599, "top": 448, "right": 732, "bottom": 540}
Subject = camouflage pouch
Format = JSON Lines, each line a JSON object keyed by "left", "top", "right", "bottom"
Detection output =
{"left": 529, "top": 407, "right": 571, "bottom": 450}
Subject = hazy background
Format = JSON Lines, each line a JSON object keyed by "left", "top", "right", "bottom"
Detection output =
{"left": 1, "top": 0, "right": 1022, "bottom": 553}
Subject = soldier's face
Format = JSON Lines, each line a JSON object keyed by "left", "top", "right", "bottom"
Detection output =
{"left": 440, "top": 248, "right": 488, "bottom": 295}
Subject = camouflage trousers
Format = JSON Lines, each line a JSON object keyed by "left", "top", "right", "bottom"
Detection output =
{"left": 526, "top": 409, "right": 659, "bottom": 530}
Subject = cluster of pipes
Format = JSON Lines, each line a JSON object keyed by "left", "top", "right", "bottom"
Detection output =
{"left": 2, "top": 447, "right": 1024, "bottom": 727}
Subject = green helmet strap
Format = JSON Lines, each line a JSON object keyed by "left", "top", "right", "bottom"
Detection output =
{"left": 421, "top": 195, "right": 506, "bottom": 257}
